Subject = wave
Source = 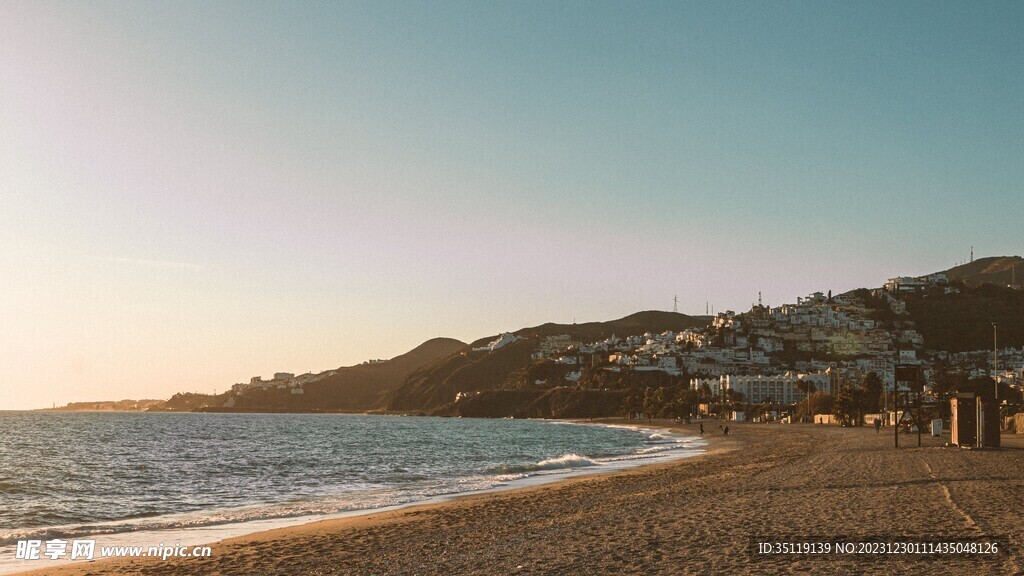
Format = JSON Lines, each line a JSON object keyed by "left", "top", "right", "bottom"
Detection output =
{"left": 0, "top": 485, "right": 460, "bottom": 546}
{"left": 491, "top": 453, "right": 600, "bottom": 474}
{"left": 0, "top": 418, "right": 705, "bottom": 554}
{"left": 635, "top": 444, "right": 683, "bottom": 454}
{"left": 0, "top": 474, "right": 532, "bottom": 547}
{"left": 535, "top": 453, "right": 599, "bottom": 470}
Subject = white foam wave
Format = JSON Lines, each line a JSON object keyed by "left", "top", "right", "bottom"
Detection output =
{"left": 534, "top": 453, "right": 599, "bottom": 470}
{"left": 635, "top": 444, "right": 683, "bottom": 454}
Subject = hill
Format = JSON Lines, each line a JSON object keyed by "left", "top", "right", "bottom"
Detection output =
{"left": 503, "top": 310, "right": 710, "bottom": 345}
{"left": 902, "top": 283, "right": 1024, "bottom": 352}
{"left": 941, "top": 256, "right": 1024, "bottom": 287}
{"left": 300, "top": 337, "right": 467, "bottom": 409}
{"left": 384, "top": 310, "right": 710, "bottom": 416}
{"left": 162, "top": 337, "right": 467, "bottom": 412}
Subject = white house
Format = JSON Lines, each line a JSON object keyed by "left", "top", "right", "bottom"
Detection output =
{"left": 474, "top": 332, "right": 520, "bottom": 352}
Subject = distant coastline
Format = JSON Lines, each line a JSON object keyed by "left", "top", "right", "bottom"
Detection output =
{"left": 34, "top": 258, "right": 1024, "bottom": 419}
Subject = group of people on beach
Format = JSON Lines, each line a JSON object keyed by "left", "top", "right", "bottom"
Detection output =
{"left": 697, "top": 422, "right": 728, "bottom": 436}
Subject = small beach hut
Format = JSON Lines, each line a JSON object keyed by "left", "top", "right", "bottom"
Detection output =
{"left": 950, "top": 392, "right": 1000, "bottom": 448}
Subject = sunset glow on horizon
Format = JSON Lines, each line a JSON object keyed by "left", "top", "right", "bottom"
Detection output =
{"left": 2, "top": 1, "right": 1022, "bottom": 410}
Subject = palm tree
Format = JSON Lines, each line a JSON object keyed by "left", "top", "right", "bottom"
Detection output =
{"left": 621, "top": 387, "right": 641, "bottom": 420}
{"left": 795, "top": 380, "right": 817, "bottom": 422}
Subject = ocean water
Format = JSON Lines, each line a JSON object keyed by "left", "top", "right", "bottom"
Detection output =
{"left": 0, "top": 412, "right": 702, "bottom": 571}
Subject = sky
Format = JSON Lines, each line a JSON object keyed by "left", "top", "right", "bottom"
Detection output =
{"left": 1, "top": 1, "right": 1022, "bottom": 410}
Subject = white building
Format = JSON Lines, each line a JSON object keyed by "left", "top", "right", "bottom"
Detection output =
{"left": 721, "top": 372, "right": 831, "bottom": 404}
{"left": 474, "top": 332, "right": 521, "bottom": 352}
{"left": 539, "top": 334, "right": 579, "bottom": 355}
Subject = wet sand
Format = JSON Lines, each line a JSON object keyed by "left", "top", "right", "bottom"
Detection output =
{"left": 17, "top": 421, "right": 1024, "bottom": 575}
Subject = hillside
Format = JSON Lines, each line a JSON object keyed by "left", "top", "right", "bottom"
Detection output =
{"left": 385, "top": 310, "right": 709, "bottom": 416}
{"left": 496, "top": 310, "right": 711, "bottom": 346}
{"left": 902, "top": 283, "right": 1024, "bottom": 352}
{"left": 163, "top": 337, "right": 466, "bottom": 412}
{"left": 384, "top": 338, "right": 539, "bottom": 412}
{"left": 941, "top": 256, "right": 1024, "bottom": 287}
{"left": 300, "top": 337, "right": 468, "bottom": 409}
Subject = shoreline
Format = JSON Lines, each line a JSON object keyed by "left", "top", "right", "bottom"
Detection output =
{"left": 14, "top": 422, "right": 1024, "bottom": 575}
{"left": 5, "top": 418, "right": 713, "bottom": 576}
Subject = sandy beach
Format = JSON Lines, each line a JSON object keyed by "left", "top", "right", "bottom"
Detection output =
{"left": 16, "top": 421, "right": 1024, "bottom": 575}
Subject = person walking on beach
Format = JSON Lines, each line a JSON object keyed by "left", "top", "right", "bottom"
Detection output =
{"left": 874, "top": 417, "right": 881, "bottom": 433}
{"left": 699, "top": 422, "right": 704, "bottom": 436}
{"left": 724, "top": 425, "right": 730, "bottom": 436}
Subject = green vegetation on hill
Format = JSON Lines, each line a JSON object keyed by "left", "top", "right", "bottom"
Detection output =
{"left": 903, "top": 284, "right": 1024, "bottom": 352}
{"left": 847, "top": 288, "right": 899, "bottom": 328}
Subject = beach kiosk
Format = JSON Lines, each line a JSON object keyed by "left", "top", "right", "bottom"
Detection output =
{"left": 950, "top": 392, "right": 1000, "bottom": 448}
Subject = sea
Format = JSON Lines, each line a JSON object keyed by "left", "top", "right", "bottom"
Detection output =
{"left": 0, "top": 412, "right": 703, "bottom": 573}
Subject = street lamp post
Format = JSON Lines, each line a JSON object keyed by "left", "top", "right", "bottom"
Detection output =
{"left": 993, "top": 323, "right": 998, "bottom": 402}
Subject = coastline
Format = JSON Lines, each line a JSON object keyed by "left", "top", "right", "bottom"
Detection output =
{"left": 14, "top": 422, "right": 1024, "bottom": 575}
{"left": 6, "top": 418, "right": 711, "bottom": 576}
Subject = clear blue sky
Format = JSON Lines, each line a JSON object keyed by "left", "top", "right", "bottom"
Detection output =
{"left": 1, "top": 1, "right": 1021, "bottom": 409}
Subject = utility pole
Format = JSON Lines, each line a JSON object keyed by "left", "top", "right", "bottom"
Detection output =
{"left": 993, "top": 323, "right": 998, "bottom": 402}
{"left": 894, "top": 356, "right": 900, "bottom": 449}
{"left": 916, "top": 373, "right": 922, "bottom": 448}
{"left": 894, "top": 287, "right": 900, "bottom": 449}
{"left": 884, "top": 355, "right": 889, "bottom": 417}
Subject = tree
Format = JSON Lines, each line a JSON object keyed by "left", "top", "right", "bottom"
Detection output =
{"left": 833, "top": 385, "right": 868, "bottom": 426}
{"left": 862, "top": 372, "right": 883, "bottom": 413}
{"left": 621, "top": 387, "right": 642, "bottom": 420}
{"left": 642, "top": 387, "right": 665, "bottom": 421}
{"left": 749, "top": 400, "right": 773, "bottom": 422}
{"left": 796, "top": 391, "right": 833, "bottom": 422}
{"left": 698, "top": 381, "right": 713, "bottom": 403}
{"left": 667, "top": 387, "right": 698, "bottom": 419}
{"left": 795, "top": 380, "right": 818, "bottom": 422}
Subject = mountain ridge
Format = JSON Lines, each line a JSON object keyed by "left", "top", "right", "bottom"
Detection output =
{"left": 385, "top": 310, "right": 710, "bottom": 416}
{"left": 938, "top": 256, "right": 1024, "bottom": 287}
